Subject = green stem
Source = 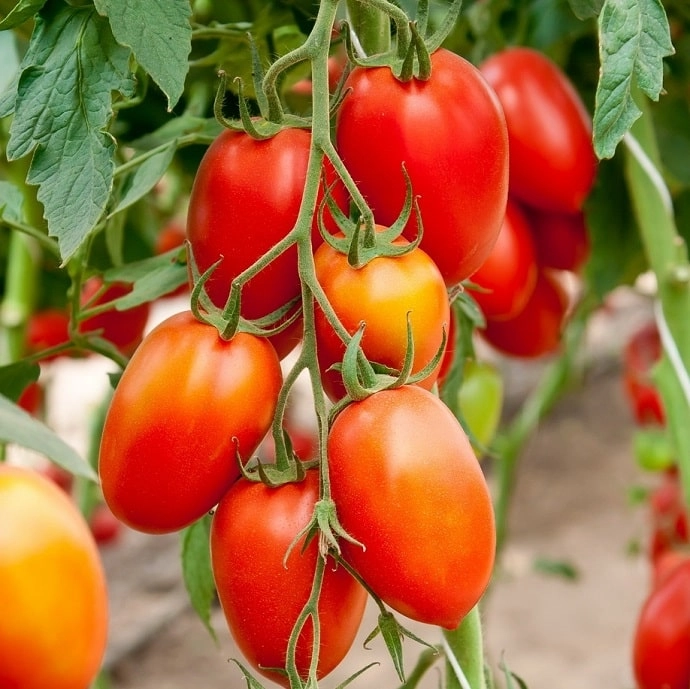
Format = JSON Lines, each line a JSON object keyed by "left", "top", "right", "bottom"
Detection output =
{"left": 346, "top": 0, "right": 392, "bottom": 56}
{"left": 622, "top": 91, "right": 690, "bottom": 510}
{"left": 443, "top": 606, "right": 487, "bottom": 689}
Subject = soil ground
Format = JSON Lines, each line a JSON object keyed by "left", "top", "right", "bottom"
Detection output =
{"left": 29, "top": 290, "right": 659, "bottom": 689}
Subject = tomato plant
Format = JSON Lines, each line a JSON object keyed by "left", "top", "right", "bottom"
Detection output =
{"left": 335, "top": 48, "right": 509, "bottom": 286}
{"left": 99, "top": 311, "right": 283, "bottom": 533}
{"left": 468, "top": 199, "right": 538, "bottom": 321}
{"left": 328, "top": 385, "right": 495, "bottom": 629}
{"left": 0, "top": 464, "right": 108, "bottom": 689}
{"left": 313, "top": 228, "right": 450, "bottom": 401}
{"left": 633, "top": 558, "right": 690, "bottom": 689}
{"left": 210, "top": 469, "right": 367, "bottom": 686}
{"left": 479, "top": 47, "right": 597, "bottom": 214}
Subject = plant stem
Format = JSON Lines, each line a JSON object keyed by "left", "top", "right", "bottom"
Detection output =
{"left": 443, "top": 606, "right": 487, "bottom": 689}
{"left": 346, "top": 0, "right": 391, "bottom": 56}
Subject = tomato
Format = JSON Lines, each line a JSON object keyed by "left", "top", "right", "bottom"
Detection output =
{"left": 313, "top": 229, "right": 450, "bottom": 401}
{"left": 633, "top": 558, "right": 690, "bottom": 689}
{"left": 99, "top": 311, "right": 282, "bottom": 534}
{"left": 479, "top": 269, "right": 570, "bottom": 358}
{"left": 39, "top": 462, "right": 74, "bottom": 494}
{"left": 26, "top": 309, "right": 71, "bottom": 361}
{"left": 155, "top": 221, "right": 189, "bottom": 298}
{"left": 89, "top": 503, "right": 122, "bottom": 546}
{"left": 186, "top": 127, "right": 345, "bottom": 359}
{"left": 454, "top": 359, "right": 504, "bottom": 456}
{"left": 623, "top": 321, "right": 665, "bottom": 426}
{"left": 525, "top": 206, "right": 590, "bottom": 273}
{"left": 480, "top": 47, "right": 597, "bottom": 213}
{"left": 335, "top": 48, "right": 509, "bottom": 287}
{"left": 210, "top": 469, "right": 367, "bottom": 687}
{"left": 468, "top": 199, "right": 538, "bottom": 321}
{"left": 328, "top": 386, "right": 495, "bottom": 628}
{"left": 17, "top": 380, "right": 43, "bottom": 416}
{"left": 648, "top": 469, "right": 689, "bottom": 563}
{"left": 0, "top": 464, "right": 108, "bottom": 689}
{"left": 652, "top": 549, "right": 690, "bottom": 590}
{"left": 79, "top": 277, "right": 151, "bottom": 356}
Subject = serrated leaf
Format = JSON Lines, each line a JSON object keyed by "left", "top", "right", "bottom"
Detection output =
{"left": 567, "top": 0, "right": 603, "bottom": 20}
{"left": 593, "top": 0, "right": 675, "bottom": 159}
{"left": 93, "top": 0, "right": 191, "bottom": 110}
{"left": 0, "top": 393, "right": 96, "bottom": 480}
{"left": 0, "top": 180, "right": 24, "bottom": 221}
{"left": 111, "top": 142, "right": 177, "bottom": 216}
{"left": 6, "top": 0, "right": 135, "bottom": 262}
{"left": 181, "top": 515, "right": 217, "bottom": 642}
{"left": 128, "top": 115, "right": 221, "bottom": 151}
{"left": 113, "top": 263, "right": 188, "bottom": 307}
{"left": 0, "top": 30, "right": 20, "bottom": 96}
{"left": 0, "top": 361, "right": 40, "bottom": 402}
{"left": 0, "top": 0, "right": 46, "bottom": 30}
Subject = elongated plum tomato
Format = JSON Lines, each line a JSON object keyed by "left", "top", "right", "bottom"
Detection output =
{"left": 186, "top": 127, "right": 346, "bottom": 358}
{"left": 479, "top": 269, "right": 570, "bottom": 358}
{"left": 468, "top": 199, "right": 538, "bottom": 321}
{"left": 0, "top": 465, "right": 108, "bottom": 689}
{"left": 313, "top": 229, "right": 450, "bottom": 402}
{"left": 480, "top": 47, "right": 596, "bottom": 213}
{"left": 328, "top": 386, "right": 496, "bottom": 628}
{"left": 633, "top": 558, "right": 690, "bottom": 689}
{"left": 211, "top": 469, "right": 367, "bottom": 687}
{"left": 525, "top": 207, "right": 590, "bottom": 273}
{"left": 335, "top": 49, "right": 509, "bottom": 287}
{"left": 99, "top": 311, "right": 282, "bottom": 533}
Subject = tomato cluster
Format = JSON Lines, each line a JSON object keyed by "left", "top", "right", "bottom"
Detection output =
{"left": 96, "top": 42, "right": 506, "bottom": 685}
{"left": 469, "top": 47, "right": 595, "bottom": 359}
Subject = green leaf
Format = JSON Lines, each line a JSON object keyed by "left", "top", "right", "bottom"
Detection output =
{"left": 0, "top": 361, "right": 40, "bottom": 402}
{"left": 93, "top": 0, "right": 191, "bottom": 110}
{"left": 532, "top": 556, "right": 580, "bottom": 580}
{"left": 6, "top": 0, "right": 135, "bottom": 262}
{"left": 593, "top": 0, "right": 675, "bottom": 159}
{"left": 111, "top": 143, "right": 177, "bottom": 217}
{"left": 378, "top": 611, "right": 406, "bottom": 682}
{"left": 0, "top": 393, "right": 97, "bottom": 480}
{"left": 0, "top": 0, "right": 47, "bottom": 30}
{"left": 181, "top": 515, "right": 217, "bottom": 642}
{"left": 567, "top": 0, "right": 603, "bottom": 20}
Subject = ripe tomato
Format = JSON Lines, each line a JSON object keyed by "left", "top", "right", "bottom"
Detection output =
{"left": 525, "top": 206, "right": 590, "bottom": 273}
{"left": 186, "top": 127, "right": 345, "bottom": 359}
{"left": 99, "top": 311, "right": 282, "bottom": 534}
{"left": 335, "top": 48, "right": 509, "bottom": 286}
{"left": 17, "top": 380, "right": 43, "bottom": 416}
{"left": 648, "top": 469, "right": 689, "bottom": 562}
{"left": 0, "top": 464, "right": 108, "bottom": 689}
{"left": 26, "top": 309, "right": 71, "bottom": 361}
{"left": 480, "top": 47, "right": 596, "bottom": 213}
{"left": 468, "top": 199, "right": 538, "bottom": 321}
{"left": 633, "top": 558, "right": 690, "bottom": 689}
{"left": 79, "top": 277, "right": 151, "bottom": 356}
{"left": 479, "top": 269, "right": 570, "bottom": 358}
{"left": 210, "top": 469, "right": 367, "bottom": 687}
{"left": 313, "top": 230, "right": 450, "bottom": 401}
{"left": 89, "top": 503, "right": 122, "bottom": 546}
{"left": 623, "top": 321, "right": 665, "bottom": 426}
{"left": 328, "top": 386, "right": 495, "bottom": 628}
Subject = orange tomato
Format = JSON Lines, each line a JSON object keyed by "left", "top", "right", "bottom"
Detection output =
{"left": 0, "top": 464, "right": 108, "bottom": 689}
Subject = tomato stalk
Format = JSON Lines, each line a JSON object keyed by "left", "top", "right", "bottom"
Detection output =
{"left": 345, "top": 0, "right": 392, "bottom": 57}
{"left": 442, "top": 606, "right": 487, "bottom": 689}
{"left": 622, "top": 89, "right": 690, "bottom": 513}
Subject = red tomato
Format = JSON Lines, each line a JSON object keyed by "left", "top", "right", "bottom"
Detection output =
{"left": 39, "top": 462, "right": 74, "bottom": 494}
{"left": 335, "top": 48, "right": 509, "bottom": 286}
{"left": 210, "top": 469, "right": 367, "bottom": 687}
{"left": 623, "top": 321, "right": 665, "bottom": 426}
{"left": 468, "top": 199, "right": 538, "bottom": 321}
{"left": 99, "top": 311, "right": 283, "bottom": 534}
{"left": 89, "top": 502, "right": 122, "bottom": 546}
{"left": 328, "top": 386, "right": 495, "bottom": 628}
{"left": 525, "top": 206, "right": 590, "bottom": 273}
{"left": 0, "top": 465, "right": 108, "bottom": 689}
{"left": 633, "top": 559, "right": 690, "bottom": 689}
{"left": 17, "top": 380, "right": 43, "bottom": 416}
{"left": 652, "top": 549, "right": 690, "bottom": 590}
{"left": 313, "top": 230, "right": 450, "bottom": 401}
{"left": 26, "top": 309, "right": 71, "bottom": 361}
{"left": 649, "top": 469, "right": 689, "bottom": 562}
{"left": 479, "top": 269, "right": 570, "bottom": 358}
{"left": 186, "top": 127, "right": 345, "bottom": 359}
{"left": 480, "top": 47, "right": 596, "bottom": 213}
{"left": 79, "top": 277, "right": 151, "bottom": 356}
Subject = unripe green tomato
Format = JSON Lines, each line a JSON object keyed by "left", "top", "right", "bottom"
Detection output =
{"left": 455, "top": 359, "right": 504, "bottom": 456}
